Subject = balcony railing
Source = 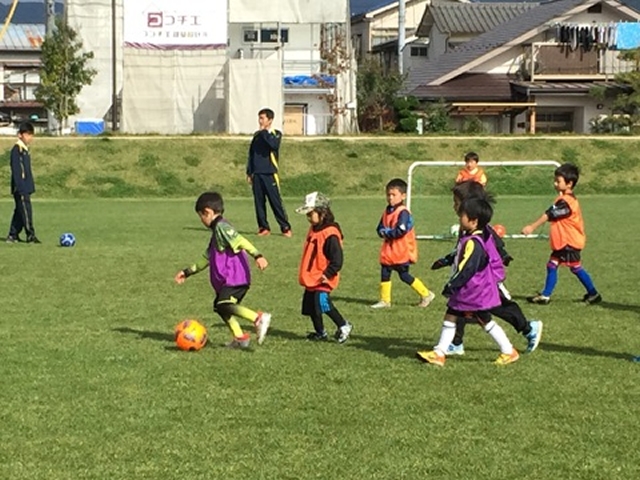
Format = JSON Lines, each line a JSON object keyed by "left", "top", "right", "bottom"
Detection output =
{"left": 526, "top": 43, "right": 636, "bottom": 80}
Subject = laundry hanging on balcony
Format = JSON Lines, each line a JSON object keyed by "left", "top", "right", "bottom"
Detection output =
{"left": 615, "top": 22, "right": 640, "bottom": 50}
{"left": 553, "top": 23, "right": 617, "bottom": 51}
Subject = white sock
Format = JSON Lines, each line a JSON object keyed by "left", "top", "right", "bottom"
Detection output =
{"left": 484, "top": 320, "right": 514, "bottom": 354}
{"left": 434, "top": 320, "right": 456, "bottom": 355}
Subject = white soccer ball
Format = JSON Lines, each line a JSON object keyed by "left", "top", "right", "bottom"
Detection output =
{"left": 450, "top": 224, "right": 460, "bottom": 237}
{"left": 59, "top": 233, "right": 76, "bottom": 247}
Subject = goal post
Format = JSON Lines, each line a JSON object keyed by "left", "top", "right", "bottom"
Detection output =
{"left": 406, "top": 160, "right": 561, "bottom": 240}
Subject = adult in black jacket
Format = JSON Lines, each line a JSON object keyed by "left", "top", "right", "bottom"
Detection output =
{"left": 246, "top": 108, "right": 292, "bottom": 237}
{"left": 7, "top": 122, "right": 40, "bottom": 243}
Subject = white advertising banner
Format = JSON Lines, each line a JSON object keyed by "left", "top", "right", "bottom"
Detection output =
{"left": 124, "top": 0, "right": 228, "bottom": 48}
{"left": 229, "top": 0, "right": 347, "bottom": 23}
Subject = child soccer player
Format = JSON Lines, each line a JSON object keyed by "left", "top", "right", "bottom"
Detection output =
{"left": 522, "top": 163, "right": 601, "bottom": 305}
{"left": 296, "top": 192, "right": 353, "bottom": 343}
{"left": 174, "top": 192, "right": 272, "bottom": 349}
{"left": 431, "top": 180, "right": 543, "bottom": 354}
{"left": 6, "top": 121, "right": 40, "bottom": 244}
{"left": 418, "top": 197, "right": 520, "bottom": 366}
{"left": 371, "top": 178, "right": 435, "bottom": 309}
{"left": 455, "top": 151, "right": 487, "bottom": 187}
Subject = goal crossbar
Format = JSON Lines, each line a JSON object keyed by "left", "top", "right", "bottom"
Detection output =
{"left": 406, "top": 160, "right": 561, "bottom": 240}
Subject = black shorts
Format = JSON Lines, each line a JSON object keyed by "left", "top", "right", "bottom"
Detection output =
{"left": 301, "top": 290, "right": 335, "bottom": 317}
{"left": 445, "top": 307, "right": 492, "bottom": 325}
{"left": 550, "top": 247, "right": 581, "bottom": 265}
{"left": 214, "top": 285, "right": 249, "bottom": 310}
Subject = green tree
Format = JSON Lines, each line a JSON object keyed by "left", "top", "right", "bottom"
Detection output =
{"left": 35, "top": 18, "right": 97, "bottom": 133}
{"left": 356, "top": 57, "right": 404, "bottom": 131}
{"left": 612, "top": 49, "right": 640, "bottom": 117}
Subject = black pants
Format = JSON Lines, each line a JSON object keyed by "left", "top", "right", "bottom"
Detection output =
{"left": 8, "top": 192, "right": 35, "bottom": 239}
{"left": 251, "top": 174, "right": 290, "bottom": 233}
{"left": 453, "top": 293, "right": 530, "bottom": 345}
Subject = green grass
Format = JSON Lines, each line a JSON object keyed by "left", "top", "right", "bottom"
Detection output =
{"left": 0, "top": 195, "right": 638, "bottom": 479}
{"left": 3, "top": 136, "right": 640, "bottom": 198}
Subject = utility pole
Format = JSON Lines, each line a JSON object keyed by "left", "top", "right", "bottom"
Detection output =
{"left": 45, "top": 0, "right": 56, "bottom": 133}
{"left": 398, "top": 0, "right": 406, "bottom": 75}
{"left": 111, "top": 0, "right": 118, "bottom": 131}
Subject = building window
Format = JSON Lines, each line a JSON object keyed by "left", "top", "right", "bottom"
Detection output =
{"left": 260, "top": 28, "right": 289, "bottom": 43}
{"left": 243, "top": 29, "right": 258, "bottom": 43}
{"left": 410, "top": 46, "right": 428, "bottom": 57}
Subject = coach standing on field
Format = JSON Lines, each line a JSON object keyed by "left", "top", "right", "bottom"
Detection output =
{"left": 246, "top": 107, "right": 292, "bottom": 237}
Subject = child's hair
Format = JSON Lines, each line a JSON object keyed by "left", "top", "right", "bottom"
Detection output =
{"left": 18, "top": 122, "right": 34, "bottom": 135}
{"left": 555, "top": 163, "right": 580, "bottom": 187}
{"left": 452, "top": 180, "right": 494, "bottom": 207}
{"left": 258, "top": 108, "right": 275, "bottom": 120}
{"left": 459, "top": 197, "right": 493, "bottom": 229}
{"left": 195, "top": 192, "right": 224, "bottom": 214}
{"left": 464, "top": 151, "right": 479, "bottom": 163}
{"left": 386, "top": 178, "right": 407, "bottom": 193}
{"left": 314, "top": 206, "right": 335, "bottom": 226}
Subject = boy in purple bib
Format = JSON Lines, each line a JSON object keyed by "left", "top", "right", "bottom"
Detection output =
{"left": 417, "top": 197, "right": 519, "bottom": 366}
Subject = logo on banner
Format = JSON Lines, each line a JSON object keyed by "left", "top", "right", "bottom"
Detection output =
{"left": 147, "top": 12, "right": 203, "bottom": 28}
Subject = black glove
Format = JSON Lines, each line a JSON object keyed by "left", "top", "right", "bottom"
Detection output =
{"left": 442, "top": 284, "right": 453, "bottom": 298}
{"left": 503, "top": 255, "right": 513, "bottom": 267}
{"left": 431, "top": 258, "right": 450, "bottom": 270}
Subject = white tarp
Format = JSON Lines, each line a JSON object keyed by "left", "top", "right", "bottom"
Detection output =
{"left": 124, "top": 0, "right": 228, "bottom": 48}
{"left": 229, "top": 0, "right": 348, "bottom": 23}
{"left": 66, "top": 0, "right": 123, "bottom": 124}
{"left": 122, "top": 49, "right": 227, "bottom": 134}
{"left": 227, "top": 58, "right": 283, "bottom": 134}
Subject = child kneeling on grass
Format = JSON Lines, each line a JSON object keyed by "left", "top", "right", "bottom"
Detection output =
{"left": 174, "top": 192, "right": 271, "bottom": 349}
{"left": 296, "top": 192, "right": 352, "bottom": 343}
{"left": 417, "top": 197, "right": 519, "bottom": 366}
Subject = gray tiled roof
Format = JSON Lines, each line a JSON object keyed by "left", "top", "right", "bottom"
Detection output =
{"left": 406, "top": 0, "right": 589, "bottom": 92}
{"left": 429, "top": 1, "right": 540, "bottom": 34}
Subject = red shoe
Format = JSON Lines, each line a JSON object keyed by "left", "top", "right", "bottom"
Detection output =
{"left": 258, "top": 229, "right": 271, "bottom": 236}
{"left": 282, "top": 230, "right": 293, "bottom": 238}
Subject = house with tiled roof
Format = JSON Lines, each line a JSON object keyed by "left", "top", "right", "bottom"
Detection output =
{"left": 351, "top": 0, "right": 430, "bottom": 62}
{"left": 0, "top": 24, "right": 46, "bottom": 129}
{"left": 405, "top": 0, "right": 640, "bottom": 133}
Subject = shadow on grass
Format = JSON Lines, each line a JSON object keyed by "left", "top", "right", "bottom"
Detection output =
{"left": 595, "top": 301, "right": 640, "bottom": 315}
{"left": 540, "top": 342, "right": 633, "bottom": 360}
{"left": 332, "top": 295, "right": 374, "bottom": 306}
{"left": 113, "top": 326, "right": 173, "bottom": 343}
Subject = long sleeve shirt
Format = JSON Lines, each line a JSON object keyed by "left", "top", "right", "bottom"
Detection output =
{"left": 246, "top": 129, "right": 282, "bottom": 176}
{"left": 10, "top": 139, "right": 35, "bottom": 195}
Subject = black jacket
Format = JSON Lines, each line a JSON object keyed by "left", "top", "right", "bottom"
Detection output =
{"left": 246, "top": 129, "right": 282, "bottom": 176}
{"left": 10, "top": 141, "right": 35, "bottom": 195}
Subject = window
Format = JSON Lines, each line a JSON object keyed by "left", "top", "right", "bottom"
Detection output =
{"left": 410, "top": 46, "right": 428, "bottom": 57}
{"left": 243, "top": 29, "right": 258, "bottom": 43}
{"left": 261, "top": 29, "right": 289, "bottom": 43}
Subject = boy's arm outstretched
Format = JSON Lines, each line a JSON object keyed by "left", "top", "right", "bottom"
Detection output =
{"left": 174, "top": 251, "right": 209, "bottom": 284}
{"left": 522, "top": 199, "right": 571, "bottom": 235}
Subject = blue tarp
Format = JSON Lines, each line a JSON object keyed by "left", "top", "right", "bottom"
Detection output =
{"left": 75, "top": 119, "right": 105, "bottom": 135}
{"left": 283, "top": 75, "right": 336, "bottom": 87}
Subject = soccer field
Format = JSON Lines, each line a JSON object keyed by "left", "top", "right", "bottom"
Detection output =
{"left": 1, "top": 196, "right": 638, "bottom": 479}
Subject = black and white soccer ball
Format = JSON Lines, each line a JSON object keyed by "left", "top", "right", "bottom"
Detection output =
{"left": 59, "top": 233, "right": 76, "bottom": 247}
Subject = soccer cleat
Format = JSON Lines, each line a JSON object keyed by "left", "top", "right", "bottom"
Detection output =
{"left": 527, "top": 294, "right": 550, "bottom": 305}
{"left": 335, "top": 322, "right": 353, "bottom": 344}
{"left": 307, "top": 331, "right": 328, "bottom": 341}
{"left": 416, "top": 350, "right": 445, "bottom": 366}
{"left": 583, "top": 292, "right": 602, "bottom": 305}
{"left": 282, "top": 230, "right": 293, "bottom": 238}
{"left": 257, "top": 229, "right": 271, "bottom": 236}
{"left": 5, "top": 235, "right": 18, "bottom": 244}
{"left": 445, "top": 343, "right": 465, "bottom": 356}
{"left": 632, "top": 356, "right": 640, "bottom": 363}
{"left": 26, "top": 236, "right": 41, "bottom": 244}
{"left": 226, "top": 333, "right": 251, "bottom": 349}
{"left": 418, "top": 291, "right": 436, "bottom": 308}
{"left": 525, "top": 320, "right": 543, "bottom": 353}
{"left": 254, "top": 312, "right": 272, "bottom": 345}
{"left": 495, "top": 349, "right": 520, "bottom": 365}
{"left": 370, "top": 300, "right": 391, "bottom": 309}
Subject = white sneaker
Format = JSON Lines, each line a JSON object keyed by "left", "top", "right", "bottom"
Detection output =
{"left": 336, "top": 322, "right": 353, "bottom": 344}
{"left": 418, "top": 291, "right": 436, "bottom": 307}
{"left": 255, "top": 312, "right": 272, "bottom": 345}
{"left": 371, "top": 300, "right": 391, "bottom": 309}
{"left": 445, "top": 343, "right": 465, "bottom": 356}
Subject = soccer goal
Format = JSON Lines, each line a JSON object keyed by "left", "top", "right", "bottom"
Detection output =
{"left": 406, "top": 160, "right": 561, "bottom": 240}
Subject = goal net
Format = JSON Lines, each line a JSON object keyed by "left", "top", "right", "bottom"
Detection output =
{"left": 406, "top": 160, "right": 561, "bottom": 240}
